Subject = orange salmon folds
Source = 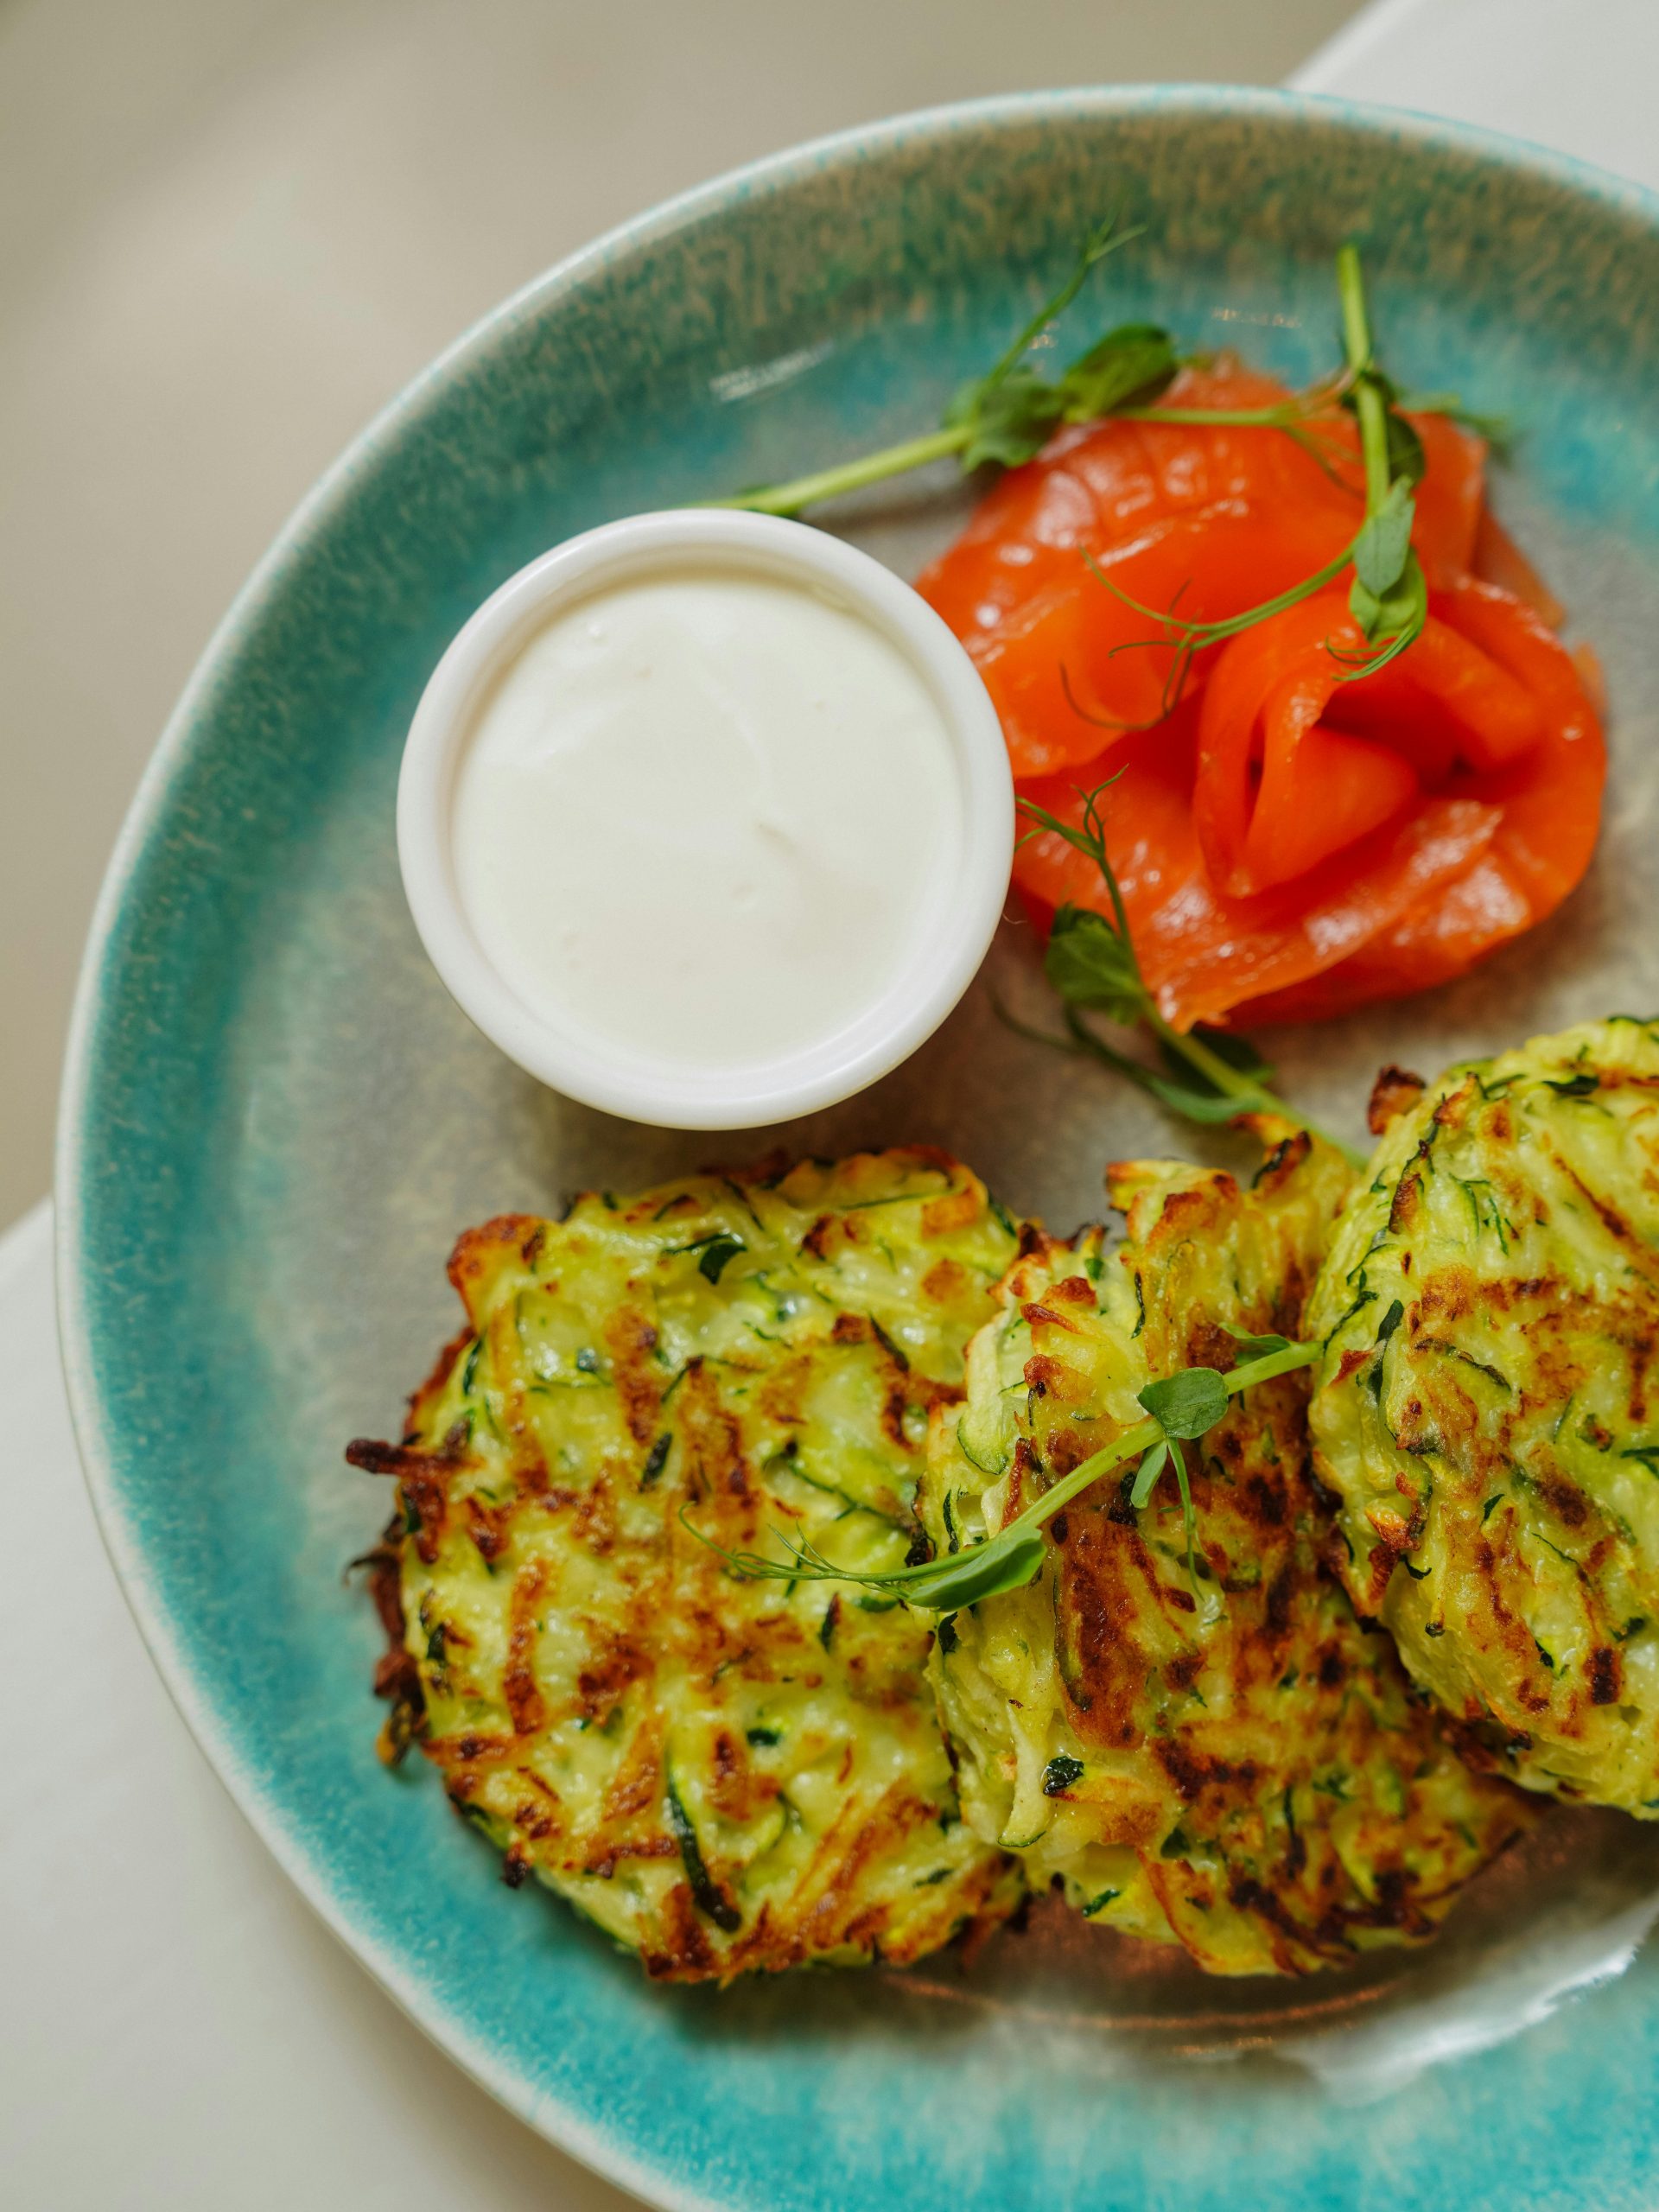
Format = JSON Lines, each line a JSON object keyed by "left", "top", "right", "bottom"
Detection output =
{"left": 920, "top": 361, "right": 1604, "bottom": 1030}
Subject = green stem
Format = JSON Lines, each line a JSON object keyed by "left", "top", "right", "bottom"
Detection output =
{"left": 1084, "top": 537, "right": 1358, "bottom": 652}
{"left": 1354, "top": 380, "right": 1391, "bottom": 512}
{"left": 1143, "top": 1006, "right": 1367, "bottom": 1167}
{"left": 1119, "top": 375, "right": 1353, "bottom": 430}
{"left": 721, "top": 387, "right": 1365, "bottom": 518}
{"left": 711, "top": 425, "right": 967, "bottom": 517}
{"left": 1063, "top": 1006, "right": 1166, "bottom": 1085}
{"left": 1120, "top": 403, "right": 1301, "bottom": 427}
{"left": 1005, "top": 1414, "right": 1162, "bottom": 1533}
{"left": 689, "top": 1338, "right": 1323, "bottom": 1606}
{"left": 1337, "top": 243, "right": 1390, "bottom": 514}
{"left": 1145, "top": 1007, "right": 1265, "bottom": 1101}
{"left": 984, "top": 216, "right": 1133, "bottom": 387}
{"left": 1337, "top": 242, "right": 1370, "bottom": 372}
{"left": 966, "top": 1338, "right": 1321, "bottom": 1557}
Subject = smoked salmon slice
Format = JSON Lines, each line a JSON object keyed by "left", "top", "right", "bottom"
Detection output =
{"left": 918, "top": 365, "right": 1487, "bottom": 782}
{"left": 923, "top": 365, "right": 1601, "bottom": 1030}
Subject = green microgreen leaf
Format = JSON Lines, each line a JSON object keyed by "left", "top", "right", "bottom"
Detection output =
{"left": 680, "top": 1338, "right": 1319, "bottom": 1611}
{"left": 1044, "top": 904, "right": 1148, "bottom": 1026}
{"left": 944, "top": 365, "right": 1065, "bottom": 470}
{"left": 1128, "top": 1437, "right": 1169, "bottom": 1510}
{"left": 1224, "top": 1325, "right": 1294, "bottom": 1362}
{"left": 1057, "top": 321, "right": 1179, "bottom": 422}
{"left": 1342, "top": 550, "right": 1428, "bottom": 677}
{"left": 1138, "top": 1367, "right": 1230, "bottom": 1440}
{"left": 1350, "top": 537, "right": 1426, "bottom": 645}
{"left": 1012, "top": 778, "right": 1363, "bottom": 1165}
{"left": 902, "top": 1529, "right": 1050, "bottom": 1609}
{"left": 1351, "top": 477, "right": 1415, "bottom": 601}
{"left": 1384, "top": 405, "right": 1427, "bottom": 486}
{"left": 940, "top": 217, "right": 1141, "bottom": 471}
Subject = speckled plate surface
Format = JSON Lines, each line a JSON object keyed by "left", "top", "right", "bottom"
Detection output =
{"left": 58, "top": 88, "right": 1659, "bottom": 2212}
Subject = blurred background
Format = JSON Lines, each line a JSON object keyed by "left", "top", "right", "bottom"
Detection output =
{"left": 0, "top": 0, "right": 1365, "bottom": 1227}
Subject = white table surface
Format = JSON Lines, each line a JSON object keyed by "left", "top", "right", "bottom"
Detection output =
{"left": 10, "top": 4, "right": 1659, "bottom": 2204}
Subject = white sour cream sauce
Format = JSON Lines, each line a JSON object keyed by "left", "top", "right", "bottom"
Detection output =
{"left": 451, "top": 564, "right": 962, "bottom": 1076}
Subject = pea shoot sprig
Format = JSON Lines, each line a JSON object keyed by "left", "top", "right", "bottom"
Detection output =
{"left": 683, "top": 1331, "right": 1317, "bottom": 1610}
{"left": 1089, "top": 244, "right": 1465, "bottom": 698}
{"left": 715, "top": 219, "right": 1180, "bottom": 516}
{"left": 715, "top": 227, "right": 1494, "bottom": 524}
{"left": 1007, "top": 779, "right": 1368, "bottom": 1167}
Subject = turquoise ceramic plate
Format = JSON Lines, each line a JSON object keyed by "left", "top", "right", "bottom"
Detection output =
{"left": 59, "top": 89, "right": 1659, "bottom": 2212}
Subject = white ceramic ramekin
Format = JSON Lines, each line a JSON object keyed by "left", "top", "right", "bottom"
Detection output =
{"left": 396, "top": 508, "right": 1013, "bottom": 1128}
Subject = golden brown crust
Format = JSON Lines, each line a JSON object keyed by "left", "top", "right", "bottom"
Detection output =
{"left": 925, "top": 1136, "right": 1534, "bottom": 1976}
{"left": 352, "top": 1148, "right": 1027, "bottom": 1981}
{"left": 1369, "top": 1065, "right": 1428, "bottom": 1136}
{"left": 1310, "top": 1020, "right": 1659, "bottom": 1814}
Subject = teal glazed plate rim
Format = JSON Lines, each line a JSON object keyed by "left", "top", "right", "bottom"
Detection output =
{"left": 55, "top": 86, "right": 1659, "bottom": 2212}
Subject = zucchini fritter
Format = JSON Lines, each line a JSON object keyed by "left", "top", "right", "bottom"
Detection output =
{"left": 1307, "top": 1017, "right": 1659, "bottom": 1815}
{"left": 922, "top": 1123, "right": 1532, "bottom": 1976}
{"left": 352, "top": 1149, "right": 1024, "bottom": 1981}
